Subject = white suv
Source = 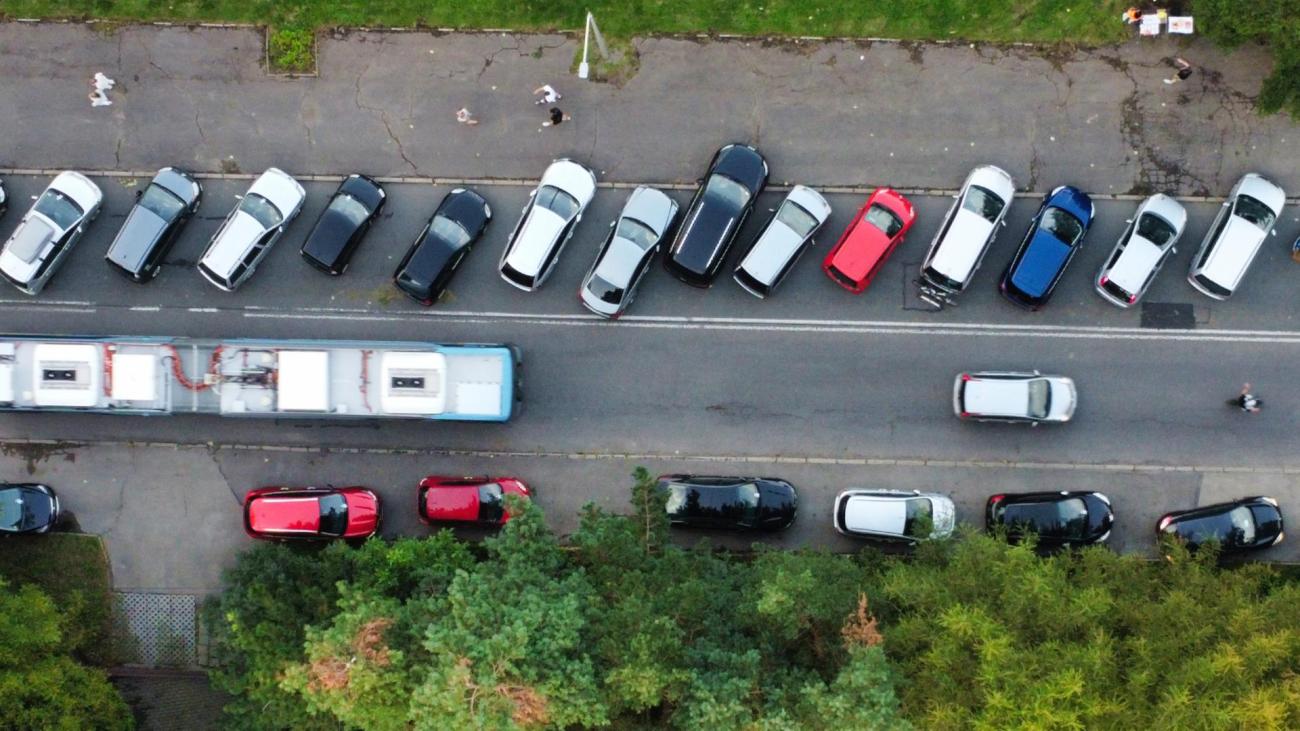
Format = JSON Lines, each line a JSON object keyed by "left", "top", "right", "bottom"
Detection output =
{"left": 953, "top": 370, "right": 1076, "bottom": 424}
{"left": 1095, "top": 194, "right": 1187, "bottom": 307}
{"left": 1186, "top": 173, "right": 1284, "bottom": 300}
{"left": 917, "top": 165, "right": 1015, "bottom": 307}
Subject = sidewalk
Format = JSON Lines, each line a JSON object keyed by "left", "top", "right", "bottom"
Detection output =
{"left": 0, "top": 22, "right": 1294, "bottom": 196}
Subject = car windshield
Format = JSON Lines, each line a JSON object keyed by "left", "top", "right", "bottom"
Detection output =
{"left": 1135, "top": 212, "right": 1177, "bottom": 246}
{"left": 33, "top": 190, "right": 84, "bottom": 230}
{"left": 864, "top": 204, "right": 904, "bottom": 237}
{"left": 587, "top": 274, "right": 624, "bottom": 305}
{"left": 317, "top": 493, "right": 348, "bottom": 537}
{"left": 1027, "top": 378, "right": 1052, "bottom": 419}
{"left": 478, "top": 483, "right": 506, "bottom": 523}
{"left": 536, "top": 185, "right": 580, "bottom": 220}
{"left": 327, "top": 193, "right": 372, "bottom": 226}
{"left": 961, "top": 186, "right": 1005, "bottom": 223}
{"left": 902, "top": 498, "right": 934, "bottom": 538}
{"left": 703, "top": 174, "right": 752, "bottom": 209}
{"left": 616, "top": 218, "right": 659, "bottom": 250}
{"left": 138, "top": 184, "right": 186, "bottom": 221}
{"left": 776, "top": 200, "right": 820, "bottom": 238}
{"left": 429, "top": 215, "right": 471, "bottom": 248}
{"left": 1041, "top": 208, "right": 1085, "bottom": 246}
{"left": 1233, "top": 194, "right": 1277, "bottom": 231}
{"left": 0, "top": 488, "right": 29, "bottom": 531}
{"left": 238, "top": 193, "right": 283, "bottom": 229}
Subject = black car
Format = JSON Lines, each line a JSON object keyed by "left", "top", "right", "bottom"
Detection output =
{"left": 0, "top": 176, "right": 7, "bottom": 219}
{"left": 657, "top": 474, "right": 797, "bottom": 531}
{"left": 393, "top": 188, "right": 492, "bottom": 305}
{"left": 1157, "top": 496, "right": 1284, "bottom": 555}
{"left": 104, "top": 167, "right": 202, "bottom": 282}
{"left": 665, "top": 143, "right": 769, "bottom": 287}
{"left": 300, "top": 174, "right": 386, "bottom": 275}
{"left": 986, "top": 491, "right": 1113, "bottom": 548}
{"left": 0, "top": 483, "right": 60, "bottom": 535}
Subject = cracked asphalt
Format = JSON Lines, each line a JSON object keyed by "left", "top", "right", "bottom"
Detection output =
{"left": 0, "top": 22, "right": 1295, "bottom": 195}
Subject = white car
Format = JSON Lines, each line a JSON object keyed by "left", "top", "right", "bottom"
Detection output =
{"left": 579, "top": 186, "right": 678, "bottom": 318}
{"left": 1186, "top": 173, "right": 1285, "bottom": 300}
{"left": 833, "top": 489, "right": 956, "bottom": 542}
{"left": 1095, "top": 194, "right": 1187, "bottom": 307}
{"left": 197, "top": 168, "right": 306, "bottom": 291}
{"left": 733, "top": 184, "right": 831, "bottom": 298}
{"left": 0, "top": 171, "right": 103, "bottom": 295}
{"left": 500, "top": 159, "right": 597, "bottom": 291}
{"left": 917, "top": 165, "right": 1015, "bottom": 307}
{"left": 953, "top": 370, "right": 1076, "bottom": 424}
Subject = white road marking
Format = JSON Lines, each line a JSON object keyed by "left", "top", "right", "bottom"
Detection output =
{"left": 128, "top": 305, "right": 161, "bottom": 312}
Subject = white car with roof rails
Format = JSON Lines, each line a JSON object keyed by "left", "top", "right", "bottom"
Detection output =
{"left": 0, "top": 171, "right": 103, "bottom": 295}
{"left": 733, "top": 184, "right": 831, "bottom": 298}
{"left": 833, "top": 489, "right": 956, "bottom": 542}
{"left": 579, "top": 186, "right": 678, "bottom": 318}
{"left": 197, "top": 168, "right": 306, "bottom": 291}
{"left": 953, "top": 370, "right": 1076, "bottom": 425}
{"left": 1186, "top": 173, "right": 1285, "bottom": 300}
{"left": 917, "top": 165, "right": 1015, "bottom": 307}
{"left": 500, "top": 159, "right": 598, "bottom": 292}
{"left": 1095, "top": 193, "right": 1187, "bottom": 307}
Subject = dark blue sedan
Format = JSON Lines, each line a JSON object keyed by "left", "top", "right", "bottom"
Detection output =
{"left": 999, "top": 186, "right": 1095, "bottom": 310}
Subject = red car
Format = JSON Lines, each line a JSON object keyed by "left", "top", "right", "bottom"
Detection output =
{"left": 822, "top": 187, "right": 917, "bottom": 293}
{"left": 242, "top": 486, "right": 381, "bottom": 541}
{"left": 417, "top": 476, "right": 531, "bottom": 526}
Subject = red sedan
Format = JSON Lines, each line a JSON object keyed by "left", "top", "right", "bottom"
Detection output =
{"left": 822, "top": 187, "right": 916, "bottom": 293}
{"left": 418, "top": 476, "right": 531, "bottom": 526}
{"left": 243, "top": 486, "right": 381, "bottom": 541}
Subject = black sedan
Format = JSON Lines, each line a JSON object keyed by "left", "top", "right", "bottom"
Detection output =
{"left": 300, "top": 174, "right": 386, "bottom": 275}
{"left": 104, "top": 167, "right": 202, "bottom": 282}
{"left": 665, "top": 143, "right": 768, "bottom": 287}
{"left": 1157, "top": 496, "right": 1284, "bottom": 556}
{"left": 657, "top": 474, "right": 796, "bottom": 531}
{"left": 986, "top": 491, "right": 1113, "bottom": 548}
{"left": 0, "top": 483, "right": 60, "bottom": 535}
{"left": 393, "top": 188, "right": 492, "bottom": 305}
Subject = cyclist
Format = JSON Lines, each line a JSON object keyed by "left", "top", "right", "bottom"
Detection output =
{"left": 1236, "top": 383, "right": 1263, "bottom": 414}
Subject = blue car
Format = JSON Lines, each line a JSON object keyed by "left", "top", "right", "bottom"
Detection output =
{"left": 999, "top": 186, "right": 1095, "bottom": 310}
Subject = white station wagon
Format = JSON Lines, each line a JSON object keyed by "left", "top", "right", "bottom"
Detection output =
{"left": 833, "top": 489, "right": 956, "bottom": 542}
{"left": 1095, "top": 193, "right": 1187, "bottom": 307}
{"left": 917, "top": 165, "right": 1015, "bottom": 307}
{"left": 953, "top": 370, "right": 1076, "bottom": 424}
{"left": 0, "top": 171, "right": 103, "bottom": 295}
{"left": 1186, "top": 173, "right": 1285, "bottom": 300}
{"left": 198, "top": 168, "right": 306, "bottom": 291}
{"left": 500, "top": 159, "right": 598, "bottom": 292}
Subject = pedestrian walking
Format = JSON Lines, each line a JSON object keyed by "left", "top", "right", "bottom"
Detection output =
{"left": 455, "top": 107, "right": 479, "bottom": 126}
{"left": 542, "top": 107, "right": 571, "bottom": 127}
{"left": 533, "top": 84, "right": 561, "bottom": 105}
{"left": 88, "top": 88, "right": 112, "bottom": 107}
{"left": 88, "top": 71, "right": 116, "bottom": 107}
{"left": 1122, "top": 7, "right": 1143, "bottom": 24}
{"left": 1163, "top": 57, "right": 1193, "bottom": 85}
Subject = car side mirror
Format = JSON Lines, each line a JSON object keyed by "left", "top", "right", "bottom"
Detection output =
{"left": 528, "top": 190, "right": 537, "bottom": 198}
{"left": 135, "top": 190, "right": 143, "bottom": 199}
{"left": 1171, "top": 247, "right": 1178, "bottom": 254}
{"left": 1270, "top": 230, "right": 1277, "bottom": 237}
{"left": 30, "top": 195, "right": 37, "bottom": 200}
{"left": 1124, "top": 219, "right": 1132, "bottom": 224}
{"left": 234, "top": 194, "right": 243, "bottom": 200}
{"left": 609, "top": 220, "right": 615, "bottom": 228}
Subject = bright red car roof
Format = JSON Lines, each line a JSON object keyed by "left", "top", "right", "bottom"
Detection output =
{"left": 248, "top": 495, "right": 321, "bottom": 534}
{"left": 424, "top": 484, "right": 482, "bottom": 522}
{"left": 826, "top": 189, "right": 915, "bottom": 281}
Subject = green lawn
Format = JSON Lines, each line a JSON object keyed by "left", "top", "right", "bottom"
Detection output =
{"left": 4, "top": 1, "right": 1132, "bottom": 45}
{"left": 0, "top": 533, "right": 125, "bottom": 665}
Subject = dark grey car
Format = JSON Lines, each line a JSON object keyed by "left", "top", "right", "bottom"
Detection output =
{"left": 105, "top": 167, "right": 203, "bottom": 282}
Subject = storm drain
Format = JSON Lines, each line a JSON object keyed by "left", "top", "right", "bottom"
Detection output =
{"left": 117, "top": 592, "right": 198, "bottom": 668}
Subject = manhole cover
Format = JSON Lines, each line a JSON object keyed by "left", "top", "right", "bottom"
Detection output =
{"left": 1140, "top": 302, "right": 1194, "bottom": 329}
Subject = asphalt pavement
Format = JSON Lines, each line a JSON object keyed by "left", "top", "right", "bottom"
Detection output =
{"left": 1, "top": 21, "right": 1299, "bottom": 593}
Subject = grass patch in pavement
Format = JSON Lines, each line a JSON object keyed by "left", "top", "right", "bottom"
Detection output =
{"left": 0, "top": 533, "right": 130, "bottom": 665}
{"left": 3, "top": 1, "right": 1132, "bottom": 45}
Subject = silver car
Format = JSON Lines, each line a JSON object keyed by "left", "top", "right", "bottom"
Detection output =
{"left": 1186, "top": 173, "right": 1285, "bottom": 300}
{"left": 833, "top": 489, "right": 956, "bottom": 542}
{"left": 579, "top": 186, "right": 678, "bottom": 318}
{"left": 500, "top": 159, "right": 598, "bottom": 292}
{"left": 733, "top": 184, "right": 831, "bottom": 298}
{"left": 0, "top": 171, "right": 103, "bottom": 295}
{"left": 1095, "top": 194, "right": 1187, "bottom": 307}
{"left": 197, "top": 168, "right": 306, "bottom": 292}
{"left": 953, "top": 370, "right": 1076, "bottom": 425}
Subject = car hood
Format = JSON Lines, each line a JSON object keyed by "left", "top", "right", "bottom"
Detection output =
{"left": 107, "top": 205, "right": 168, "bottom": 270}
{"left": 673, "top": 198, "right": 740, "bottom": 274}
{"left": 343, "top": 491, "right": 380, "bottom": 537}
{"left": 1010, "top": 229, "right": 1071, "bottom": 297}
{"left": 594, "top": 236, "right": 646, "bottom": 286}
{"left": 506, "top": 208, "right": 566, "bottom": 277}
{"left": 540, "top": 160, "right": 597, "bottom": 208}
{"left": 928, "top": 207, "right": 995, "bottom": 282}
{"left": 248, "top": 168, "right": 305, "bottom": 219}
{"left": 1047, "top": 378, "right": 1077, "bottom": 421}
{"left": 1237, "top": 174, "right": 1286, "bottom": 215}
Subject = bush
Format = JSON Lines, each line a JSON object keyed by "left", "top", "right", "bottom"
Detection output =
{"left": 268, "top": 26, "right": 315, "bottom": 74}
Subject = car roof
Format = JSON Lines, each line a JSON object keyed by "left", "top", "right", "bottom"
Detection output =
{"left": 1010, "top": 230, "right": 1071, "bottom": 297}
{"left": 1235, "top": 173, "right": 1285, "bottom": 214}
{"left": 248, "top": 494, "right": 320, "bottom": 534}
{"left": 152, "top": 167, "right": 201, "bottom": 205}
{"left": 737, "top": 186, "right": 829, "bottom": 285}
{"left": 929, "top": 207, "right": 996, "bottom": 282}
{"left": 1201, "top": 216, "right": 1265, "bottom": 290}
{"left": 540, "top": 159, "right": 597, "bottom": 207}
{"left": 247, "top": 168, "right": 305, "bottom": 218}
{"left": 1107, "top": 236, "right": 1164, "bottom": 293}
{"left": 424, "top": 483, "right": 481, "bottom": 521}
{"left": 203, "top": 213, "right": 264, "bottom": 275}
{"left": 594, "top": 237, "right": 646, "bottom": 286}
{"left": 621, "top": 186, "right": 677, "bottom": 235}
{"left": 964, "top": 376, "right": 1031, "bottom": 416}
{"left": 505, "top": 207, "right": 566, "bottom": 276}
{"left": 843, "top": 494, "right": 908, "bottom": 535}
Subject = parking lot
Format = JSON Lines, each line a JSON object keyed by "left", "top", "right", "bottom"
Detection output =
{"left": 2, "top": 22, "right": 1299, "bottom": 592}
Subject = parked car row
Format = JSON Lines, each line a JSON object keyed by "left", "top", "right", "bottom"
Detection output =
{"left": 0, "top": 154, "right": 1287, "bottom": 314}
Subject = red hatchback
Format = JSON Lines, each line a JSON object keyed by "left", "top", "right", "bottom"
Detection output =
{"left": 822, "top": 188, "right": 917, "bottom": 293}
{"left": 243, "top": 486, "right": 381, "bottom": 541}
{"left": 417, "top": 476, "right": 531, "bottom": 526}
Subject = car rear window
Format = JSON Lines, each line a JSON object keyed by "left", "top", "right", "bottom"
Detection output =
{"left": 864, "top": 204, "right": 904, "bottom": 238}
{"left": 1102, "top": 278, "right": 1132, "bottom": 300}
{"left": 734, "top": 266, "right": 769, "bottom": 295}
{"left": 921, "top": 265, "right": 962, "bottom": 292}
{"left": 501, "top": 262, "right": 535, "bottom": 289}
{"left": 961, "top": 186, "right": 1005, "bottom": 223}
{"left": 477, "top": 483, "right": 506, "bottom": 523}
{"left": 826, "top": 265, "right": 858, "bottom": 289}
{"left": 1191, "top": 272, "right": 1232, "bottom": 298}
{"left": 587, "top": 273, "right": 625, "bottom": 304}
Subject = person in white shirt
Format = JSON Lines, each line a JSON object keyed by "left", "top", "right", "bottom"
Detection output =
{"left": 533, "top": 84, "right": 561, "bottom": 105}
